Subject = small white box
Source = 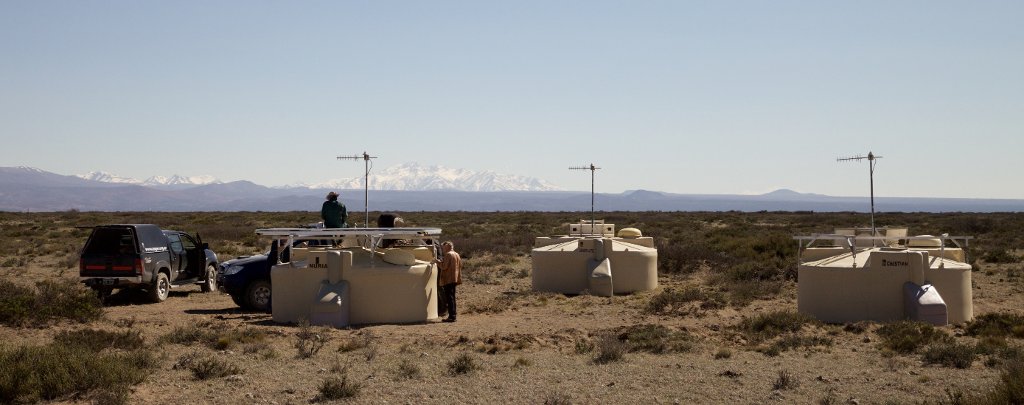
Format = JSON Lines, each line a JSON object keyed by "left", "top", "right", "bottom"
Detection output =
{"left": 903, "top": 282, "right": 947, "bottom": 326}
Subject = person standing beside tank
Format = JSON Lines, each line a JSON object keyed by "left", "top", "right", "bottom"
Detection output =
{"left": 436, "top": 241, "right": 462, "bottom": 323}
{"left": 321, "top": 192, "right": 348, "bottom": 228}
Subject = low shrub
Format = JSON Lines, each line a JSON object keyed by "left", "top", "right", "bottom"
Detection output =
{"left": 0, "top": 336, "right": 156, "bottom": 403}
{"left": 396, "top": 359, "right": 421, "bottom": 380}
{"left": 645, "top": 287, "right": 724, "bottom": 315}
{"left": 295, "top": 321, "right": 330, "bottom": 359}
{"left": 876, "top": 320, "right": 952, "bottom": 354}
{"left": 574, "top": 338, "right": 594, "bottom": 355}
{"left": 982, "top": 359, "right": 1024, "bottom": 404}
{"left": 53, "top": 329, "right": 144, "bottom": 352}
{"left": 316, "top": 374, "right": 361, "bottom": 401}
{"left": 714, "top": 348, "right": 732, "bottom": 359}
{"left": 758, "top": 335, "right": 833, "bottom": 357}
{"left": 616, "top": 324, "right": 695, "bottom": 354}
{"left": 161, "top": 323, "right": 266, "bottom": 351}
{"left": 188, "top": 356, "right": 241, "bottom": 380}
{"left": 337, "top": 334, "right": 373, "bottom": 353}
{"left": 983, "top": 248, "right": 1019, "bottom": 264}
{"left": 448, "top": 353, "right": 479, "bottom": 375}
{"left": 0, "top": 279, "right": 103, "bottom": 327}
{"left": 966, "top": 313, "right": 1024, "bottom": 339}
{"left": 772, "top": 370, "right": 800, "bottom": 390}
{"left": 922, "top": 342, "right": 977, "bottom": 369}
{"left": 736, "top": 310, "right": 816, "bottom": 342}
{"left": 593, "top": 334, "right": 625, "bottom": 364}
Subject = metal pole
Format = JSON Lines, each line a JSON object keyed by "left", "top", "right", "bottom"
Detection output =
{"left": 337, "top": 151, "right": 376, "bottom": 228}
{"left": 868, "top": 152, "right": 875, "bottom": 237}
{"left": 363, "top": 152, "right": 369, "bottom": 228}
{"left": 569, "top": 163, "right": 600, "bottom": 235}
{"left": 590, "top": 164, "right": 595, "bottom": 230}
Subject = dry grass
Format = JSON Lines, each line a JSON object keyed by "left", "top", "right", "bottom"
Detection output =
{"left": 0, "top": 211, "right": 1023, "bottom": 403}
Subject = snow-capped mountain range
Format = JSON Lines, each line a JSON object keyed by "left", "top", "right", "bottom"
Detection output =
{"left": 75, "top": 163, "right": 562, "bottom": 192}
{"left": 290, "top": 163, "right": 562, "bottom": 192}
{"left": 4, "top": 165, "right": 1024, "bottom": 212}
{"left": 76, "top": 172, "right": 222, "bottom": 187}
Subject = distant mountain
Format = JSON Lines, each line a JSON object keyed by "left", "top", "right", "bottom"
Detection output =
{"left": 75, "top": 171, "right": 222, "bottom": 189}
{"left": 76, "top": 171, "right": 140, "bottom": 184}
{"left": 292, "top": 163, "right": 562, "bottom": 192}
{"left": 142, "top": 174, "right": 222, "bottom": 187}
{"left": 3, "top": 167, "right": 1024, "bottom": 212}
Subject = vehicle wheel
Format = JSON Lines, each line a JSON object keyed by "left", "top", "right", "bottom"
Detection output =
{"left": 94, "top": 287, "right": 112, "bottom": 304}
{"left": 245, "top": 279, "right": 272, "bottom": 312}
{"left": 201, "top": 264, "right": 218, "bottom": 293}
{"left": 149, "top": 272, "right": 170, "bottom": 303}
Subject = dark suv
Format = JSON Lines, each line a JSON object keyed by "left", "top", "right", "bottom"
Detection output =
{"left": 80, "top": 224, "right": 219, "bottom": 302}
{"left": 217, "top": 240, "right": 302, "bottom": 312}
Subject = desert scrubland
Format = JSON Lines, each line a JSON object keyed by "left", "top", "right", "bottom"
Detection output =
{"left": 1, "top": 211, "right": 1023, "bottom": 404}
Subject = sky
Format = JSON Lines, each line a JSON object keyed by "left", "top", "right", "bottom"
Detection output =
{"left": 1, "top": 1, "right": 1022, "bottom": 199}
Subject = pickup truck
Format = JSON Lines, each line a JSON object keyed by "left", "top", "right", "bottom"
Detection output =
{"left": 79, "top": 224, "right": 219, "bottom": 303}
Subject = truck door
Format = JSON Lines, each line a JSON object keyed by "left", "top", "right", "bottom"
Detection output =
{"left": 180, "top": 233, "right": 204, "bottom": 277}
{"left": 165, "top": 233, "right": 189, "bottom": 280}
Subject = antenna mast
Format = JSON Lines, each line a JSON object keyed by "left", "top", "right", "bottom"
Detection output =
{"left": 337, "top": 151, "right": 377, "bottom": 227}
{"left": 837, "top": 151, "right": 883, "bottom": 236}
{"left": 569, "top": 163, "right": 600, "bottom": 231}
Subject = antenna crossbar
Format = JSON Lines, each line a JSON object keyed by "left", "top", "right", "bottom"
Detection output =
{"left": 569, "top": 163, "right": 600, "bottom": 229}
{"left": 337, "top": 151, "right": 378, "bottom": 227}
{"left": 836, "top": 151, "right": 883, "bottom": 239}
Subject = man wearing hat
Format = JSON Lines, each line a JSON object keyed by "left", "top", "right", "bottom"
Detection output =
{"left": 321, "top": 192, "right": 348, "bottom": 228}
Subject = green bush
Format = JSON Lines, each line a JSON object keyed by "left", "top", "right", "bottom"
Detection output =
{"left": 922, "top": 342, "right": 977, "bottom": 369}
{"left": 616, "top": 324, "right": 695, "bottom": 354}
{"left": 736, "top": 310, "right": 816, "bottom": 342}
{"left": 0, "top": 336, "right": 156, "bottom": 404}
{"left": 759, "top": 335, "right": 833, "bottom": 357}
{"left": 53, "top": 329, "right": 144, "bottom": 352}
{"left": 160, "top": 323, "right": 266, "bottom": 351}
{"left": 0, "top": 279, "right": 102, "bottom": 327}
{"left": 876, "top": 320, "right": 952, "bottom": 354}
{"left": 981, "top": 360, "right": 1024, "bottom": 404}
{"left": 645, "top": 287, "right": 722, "bottom": 315}
{"left": 966, "top": 313, "right": 1024, "bottom": 339}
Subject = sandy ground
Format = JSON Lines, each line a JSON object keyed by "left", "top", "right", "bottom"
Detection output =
{"left": 3, "top": 251, "right": 1022, "bottom": 405}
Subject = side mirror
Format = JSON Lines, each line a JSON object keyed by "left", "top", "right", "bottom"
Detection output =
{"left": 202, "top": 242, "right": 210, "bottom": 250}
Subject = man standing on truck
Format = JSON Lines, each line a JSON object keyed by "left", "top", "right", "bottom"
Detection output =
{"left": 321, "top": 191, "right": 348, "bottom": 228}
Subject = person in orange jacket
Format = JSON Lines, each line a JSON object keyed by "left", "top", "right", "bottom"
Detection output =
{"left": 436, "top": 241, "right": 462, "bottom": 323}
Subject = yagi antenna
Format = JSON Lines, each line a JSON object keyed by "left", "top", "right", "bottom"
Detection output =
{"left": 337, "top": 151, "right": 377, "bottom": 227}
{"left": 837, "top": 151, "right": 882, "bottom": 237}
{"left": 569, "top": 163, "right": 600, "bottom": 231}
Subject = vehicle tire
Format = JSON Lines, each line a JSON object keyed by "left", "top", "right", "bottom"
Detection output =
{"left": 245, "top": 279, "right": 272, "bottom": 312}
{"left": 201, "top": 264, "right": 218, "bottom": 293}
{"left": 94, "top": 287, "right": 112, "bottom": 304}
{"left": 149, "top": 272, "right": 170, "bottom": 303}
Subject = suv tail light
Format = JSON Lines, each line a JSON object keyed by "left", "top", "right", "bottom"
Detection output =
{"left": 135, "top": 258, "right": 144, "bottom": 276}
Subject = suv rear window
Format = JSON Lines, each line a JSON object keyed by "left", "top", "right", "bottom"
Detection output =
{"left": 83, "top": 227, "right": 137, "bottom": 255}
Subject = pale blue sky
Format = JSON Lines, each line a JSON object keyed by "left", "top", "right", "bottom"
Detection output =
{"left": 1, "top": 1, "right": 1021, "bottom": 198}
